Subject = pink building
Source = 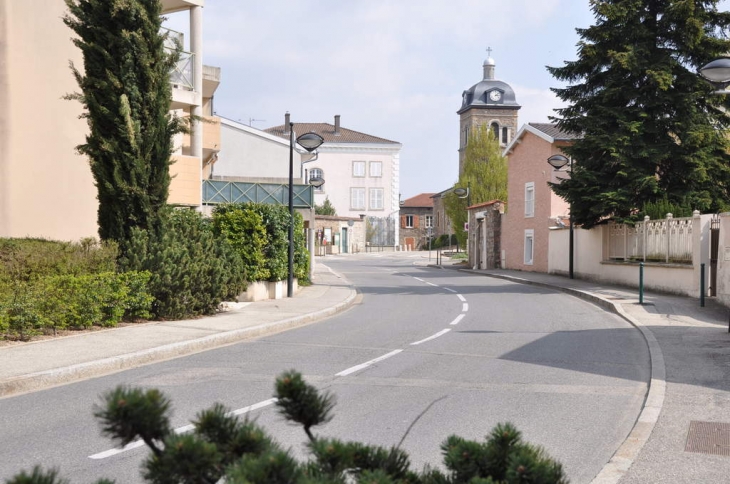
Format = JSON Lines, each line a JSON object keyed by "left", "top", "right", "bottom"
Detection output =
{"left": 501, "top": 123, "right": 579, "bottom": 272}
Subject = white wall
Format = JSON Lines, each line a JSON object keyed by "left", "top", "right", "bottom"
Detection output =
{"left": 214, "top": 119, "right": 303, "bottom": 181}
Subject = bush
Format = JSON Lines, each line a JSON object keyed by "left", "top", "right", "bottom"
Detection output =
{"left": 0, "top": 272, "right": 152, "bottom": 340}
{"left": 0, "top": 237, "right": 118, "bottom": 284}
{"left": 640, "top": 198, "right": 694, "bottom": 220}
{"left": 213, "top": 203, "right": 310, "bottom": 284}
{"left": 119, "top": 208, "right": 247, "bottom": 320}
{"left": 212, "top": 206, "right": 269, "bottom": 281}
{"left": 9, "top": 371, "right": 568, "bottom": 484}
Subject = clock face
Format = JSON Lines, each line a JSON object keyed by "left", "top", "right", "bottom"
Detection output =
{"left": 489, "top": 90, "right": 502, "bottom": 101}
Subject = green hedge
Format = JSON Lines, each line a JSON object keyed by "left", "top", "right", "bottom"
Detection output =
{"left": 0, "top": 271, "right": 153, "bottom": 341}
{"left": 213, "top": 203, "right": 310, "bottom": 283}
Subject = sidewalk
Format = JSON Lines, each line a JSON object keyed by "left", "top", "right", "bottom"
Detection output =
{"left": 3, "top": 256, "right": 730, "bottom": 483}
{"left": 0, "top": 263, "right": 357, "bottom": 398}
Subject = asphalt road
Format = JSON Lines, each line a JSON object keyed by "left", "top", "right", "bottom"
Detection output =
{"left": 0, "top": 253, "right": 650, "bottom": 483}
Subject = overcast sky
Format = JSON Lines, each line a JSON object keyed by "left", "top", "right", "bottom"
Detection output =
{"left": 164, "top": 1, "right": 597, "bottom": 199}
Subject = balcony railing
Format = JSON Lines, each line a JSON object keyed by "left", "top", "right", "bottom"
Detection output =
{"left": 202, "top": 180, "right": 314, "bottom": 208}
{"left": 161, "top": 27, "right": 194, "bottom": 91}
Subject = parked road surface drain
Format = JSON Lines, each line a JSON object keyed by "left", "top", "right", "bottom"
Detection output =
{"left": 685, "top": 421, "right": 730, "bottom": 457}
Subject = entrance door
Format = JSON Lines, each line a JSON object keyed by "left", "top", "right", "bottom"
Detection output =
{"left": 342, "top": 228, "right": 349, "bottom": 254}
{"left": 405, "top": 237, "right": 415, "bottom": 250}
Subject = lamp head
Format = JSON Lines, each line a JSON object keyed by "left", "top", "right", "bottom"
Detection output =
{"left": 547, "top": 154, "right": 570, "bottom": 170}
{"left": 309, "top": 175, "right": 325, "bottom": 188}
{"left": 296, "top": 132, "right": 324, "bottom": 152}
{"left": 453, "top": 187, "right": 469, "bottom": 198}
{"left": 699, "top": 57, "right": 730, "bottom": 87}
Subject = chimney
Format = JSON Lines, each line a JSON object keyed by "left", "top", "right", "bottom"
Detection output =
{"left": 334, "top": 114, "right": 341, "bottom": 135}
{"left": 284, "top": 112, "right": 290, "bottom": 134}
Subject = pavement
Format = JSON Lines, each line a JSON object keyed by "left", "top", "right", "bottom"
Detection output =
{"left": 2, "top": 254, "right": 730, "bottom": 483}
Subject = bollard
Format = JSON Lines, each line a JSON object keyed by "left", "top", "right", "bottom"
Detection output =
{"left": 639, "top": 262, "right": 644, "bottom": 305}
{"left": 701, "top": 263, "right": 706, "bottom": 307}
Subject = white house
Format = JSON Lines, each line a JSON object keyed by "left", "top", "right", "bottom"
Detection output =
{"left": 266, "top": 114, "right": 402, "bottom": 247}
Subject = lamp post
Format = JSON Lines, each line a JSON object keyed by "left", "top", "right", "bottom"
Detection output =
{"left": 288, "top": 123, "right": 324, "bottom": 297}
{"left": 547, "top": 154, "right": 574, "bottom": 279}
{"left": 453, "top": 184, "right": 471, "bottom": 254}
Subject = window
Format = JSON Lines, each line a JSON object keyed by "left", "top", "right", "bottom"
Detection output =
{"left": 524, "top": 182, "right": 535, "bottom": 218}
{"left": 425, "top": 215, "right": 433, "bottom": 228}
{"left": 502, "top": 127, "right": 508, "bottom": 144}
{"left": 369, "top": 161, "right": 382, "bottom": 177}
{"left": 406, "top": 215, "right": 414, "bottom": 228}
{"left": 351, "top": 188, "right": 365, "bottom": 209}
{"left": 369, "top": 188, "right": 384, "bottom": 210}
{"left": 352, "top": 161, "right": 366, "bottom": 177}
{"left": 309, "top": 168, "right": 324, "bottom": 192}
{"left": 524, "top": 230, "right": 534, "bottom": 265}
{"left": 491, "top": 122, "right": 499, "bottom": 140}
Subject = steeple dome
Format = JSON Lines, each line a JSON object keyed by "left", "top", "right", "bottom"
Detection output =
{"left": 458, "top": 49, "right": 520, "bottom": 114}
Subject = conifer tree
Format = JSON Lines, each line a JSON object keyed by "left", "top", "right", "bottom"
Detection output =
{"left": 548, "top": 0, "right": 730, "bottom": 228}
{"left": 64, "top": 0, "right": 185, "bottom": 243}
{"left": 444, "top": 125, "right": 507, "bottom": 247}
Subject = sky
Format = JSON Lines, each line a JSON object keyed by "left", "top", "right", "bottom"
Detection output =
{"left": 164, "top": 1, "right": 598, "bottom": 199}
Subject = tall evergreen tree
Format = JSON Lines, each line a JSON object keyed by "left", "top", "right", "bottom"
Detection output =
{"left": 444, "top": 125, "right": 507, "bottom": 246}
{"left": 548, "top": 0, "right": 730, "bottom": 228}
{"left": 64, "top": 0, "right": 185, "bottom": 243}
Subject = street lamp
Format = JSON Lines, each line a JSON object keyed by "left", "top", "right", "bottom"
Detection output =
{"left": 699, "top": 57, "right": 730, "bottom": 91}
{"left": 547, "top": 153, "right": 574, "bottom": 279}
{"left": 288, "top": 123, "right": 324, "bottom": 297}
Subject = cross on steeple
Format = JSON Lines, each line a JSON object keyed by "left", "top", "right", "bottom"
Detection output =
{"left": 486, "top": 46, "right": 493, "bottom": 58}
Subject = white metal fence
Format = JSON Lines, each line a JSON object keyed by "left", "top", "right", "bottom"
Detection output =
{"left": 606, "top": 214, "right": 694, "bottom": 264}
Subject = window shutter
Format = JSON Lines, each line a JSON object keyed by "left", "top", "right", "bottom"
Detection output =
{"left": 414, "top": 216, "right": 420, "bottom": 228}
{"left": 401, "top": 215, "right": 406, "bottom": 228}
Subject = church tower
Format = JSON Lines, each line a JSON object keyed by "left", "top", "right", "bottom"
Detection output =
{"left": 458, "top": 49, "right": 520, "bottom": 175}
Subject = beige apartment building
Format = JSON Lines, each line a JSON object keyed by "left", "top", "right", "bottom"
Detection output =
{"left": 0, "top": 0, "right": 219, "bottom": 241}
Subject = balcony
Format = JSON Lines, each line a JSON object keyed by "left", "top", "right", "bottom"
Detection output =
{"left": 160, "top": 0, "right": 204, "bottom": 14}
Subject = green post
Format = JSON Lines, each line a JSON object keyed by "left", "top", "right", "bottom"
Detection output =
{"left": 639, "top": 262, "right": 644, "bottom": 305}
{"left": 701, "top": 263, "right": 706, "bottom": 307}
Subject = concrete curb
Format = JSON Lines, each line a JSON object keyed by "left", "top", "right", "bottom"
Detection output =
{"left": 0, "top": 286, "right": 358, "bottom": 398}
{"left": 461, "top": 270, "right": 665, "bottom": 484}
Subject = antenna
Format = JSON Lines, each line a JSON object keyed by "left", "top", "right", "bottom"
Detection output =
{"left": 249, "top": 118, "right": 266, "bottom": 127}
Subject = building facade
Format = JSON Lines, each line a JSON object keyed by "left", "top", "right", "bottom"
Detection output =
{"left": 266, "top": 114, "right": 402, "bottom": 247}
{"left": 501, "top": 123, "right": 578, "bottom": 272}
{"left": 0, "top": 0, "right": 218, "bottom": 241}
{"left": 399, "top": 193, "right": 435, "bottom": 250}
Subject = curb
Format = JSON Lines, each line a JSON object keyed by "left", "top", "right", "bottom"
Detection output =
{"left": 0, "top": 286, "right": 358, "bottom": 399}
{"left": 462, "top": 270, "right": 664, "bottom": 484}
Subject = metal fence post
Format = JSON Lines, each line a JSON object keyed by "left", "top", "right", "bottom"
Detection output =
{"left": 639, "top": 262, "right": 644, "bottom": 305}
{"left": 701, "top": 263, "right": 706, "bottom": 307}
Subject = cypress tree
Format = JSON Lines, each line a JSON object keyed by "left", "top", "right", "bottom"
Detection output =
{"left": 64, "top": 0, "right": 185, "bottom": 243}
{"left": 548, "top": 0, "right": 730, "bottom": 228}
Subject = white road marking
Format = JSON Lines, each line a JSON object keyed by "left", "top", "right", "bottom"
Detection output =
{"left": 426, "top": 282, "right": 438, "bottom": 287}
{"left": 463, "top": 303, "right": 469, "bottom": 312}
{"left": 89, "top": 398, "right": 278, "bottom": 460}
{"left": 336, "top": 349, "right": 403, "bottom": 376}
{"left": 450, "top": 314, "right": 466, "bottom": 326}
{"left": 445, "top": 288, "right": 457, "bottom": 293}
{"left": 410, "top": 329, "right": 451, "bottom": 346}
{"left": 414, "top": 277, "right": 425, "bottom": 282}
{"left": 457, "top": 294, "right": 466, "bottom": 302}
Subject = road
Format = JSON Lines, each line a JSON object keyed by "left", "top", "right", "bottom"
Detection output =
{"left": 0, "top": 253, "right": 650, "bottom": 483}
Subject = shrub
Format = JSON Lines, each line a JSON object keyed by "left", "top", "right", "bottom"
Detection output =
{"left": 120, "top": 208, "right": 247, "bottom": 320}
{"left": 10, "top": 370, "right": 567, "bottom": 483}
{"left": 0, "top": 237, "right": 117, "bottom": 284}
{"left": 0, "top": 272, "right": 151, "bottom": 340}
{"left": 212, "top": 206, "right": 269, "bottom": 281}
{"left": 213, "top": 203, "right": 310, "bottom": 284}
